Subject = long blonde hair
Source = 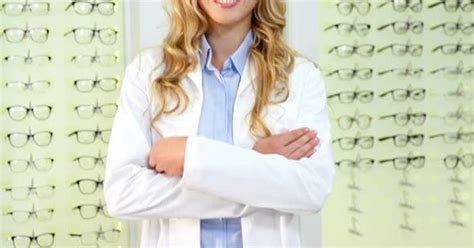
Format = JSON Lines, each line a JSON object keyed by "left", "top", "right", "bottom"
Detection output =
{"left": 149, "top": 0, "right": 297, "bottom": 139}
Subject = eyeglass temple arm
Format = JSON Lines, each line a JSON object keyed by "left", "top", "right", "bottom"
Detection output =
{"left": 427, "top": 1, "right": 444, "bottom": 8}
{"left": 377, "top": 45, "right": 391, "bottom": 53}
{"left": 378, "top": 90, "right": 391, "bottom": 97}
{"left": 328, "top": 47, "right": 337, "bottom": 54}
{"left": 378, "top": 159, "right": 393, "bottom": 164}
{"left": 325, "top": 70, "right": 339, "bottom": 76}
{"left": 327, "top": 93, "right": 338, "bottom": 99}
{"left": 429, "top": 67, "right": 446, "bottom": 74}
{"left": 67, "top": 131, "right": 77, "bottom": 137}
{"left": 323, "top": 24, "right": 338, "bottom": 31}
{"left": 431, "top": 45, "right": 443, "bottom": 53}
{"left": 65, "top": 1, "right": 76, "bottom": 11}
{"left": 378, "top": 114, "right": 396, "bottom": 120}
{"left": 378, "top": 69, "right": 394, "bottom": 75}
{"left": 378, "top": 136, "right": 392, "bottom": 142}
{"left": 429, "top": 133, "right": 443, "bottom": 139}
{"left": 377, "top": 0, "right": 390, "bottom": 8}
{"left": 430, "top": 23, "right": 444, "bottom": 30}
{"left": 377, "top": 23, "right": 392, "bottom": 31}
{"left": 64, "top": 29, "right": 75, "bottom": 37}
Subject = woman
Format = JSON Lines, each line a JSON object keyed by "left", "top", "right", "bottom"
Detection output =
{"left": 103, "top": 0, "right": 335, "bottom": 247}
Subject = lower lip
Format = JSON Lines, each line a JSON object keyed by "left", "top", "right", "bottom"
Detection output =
{"left": 214, "top": 0, "right": 240, "bottom": 8}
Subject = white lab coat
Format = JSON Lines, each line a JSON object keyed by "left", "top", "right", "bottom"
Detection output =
{"left": 103, "top": 46, "right": 336, "bottom": 248}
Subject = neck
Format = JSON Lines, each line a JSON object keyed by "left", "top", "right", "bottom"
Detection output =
{"left": 205, "top": 17, "right": 251, "bottom": 71}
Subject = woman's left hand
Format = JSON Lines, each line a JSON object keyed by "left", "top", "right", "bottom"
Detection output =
{"left": 148, "top": 136, "right": 188, "bottom": 176}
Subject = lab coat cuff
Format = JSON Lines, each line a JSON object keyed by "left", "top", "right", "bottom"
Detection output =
{"left": 182, "top": 135, "right": 204, "bottom": 189}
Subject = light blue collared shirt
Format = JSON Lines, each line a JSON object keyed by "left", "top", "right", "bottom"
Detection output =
{"left": 197, "top": 29, "right": 253, "bottom": 248}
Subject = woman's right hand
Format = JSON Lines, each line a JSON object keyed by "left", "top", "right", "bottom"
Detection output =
{"left": 252, "top": 127, "right": 319, "bottom": 160}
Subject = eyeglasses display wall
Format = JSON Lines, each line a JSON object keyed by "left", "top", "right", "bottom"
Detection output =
{"left": 1, "top": 0, "right": 128, "bottom": 247}
{"left": 318, "top": 0, "right": 473, "bottom": 246}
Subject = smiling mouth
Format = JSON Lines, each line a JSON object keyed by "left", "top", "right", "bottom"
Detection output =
{"left": 214, "top": 0, "right": 241, "bottom": 8}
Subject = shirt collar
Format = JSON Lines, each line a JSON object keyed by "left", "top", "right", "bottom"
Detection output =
{"left": 199, "top": 29, "right": 254, "bottom": 75}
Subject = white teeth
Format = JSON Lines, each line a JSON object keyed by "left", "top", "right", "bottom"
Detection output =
{"left": 216, "top": 0, "right": 236, "bottom": 4}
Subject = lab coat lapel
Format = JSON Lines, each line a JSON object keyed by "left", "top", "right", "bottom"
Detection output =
{"left": 184, "top": 57, "right": 204, "bottom": 135}
{"left": 186, "top": 58, "right": 203, "bottom": 95}
{"left": 237, "top": 55, "right": 257, "bottom": 98}
{"left": 233, "top": 56, "right": 258, "bottom": 148}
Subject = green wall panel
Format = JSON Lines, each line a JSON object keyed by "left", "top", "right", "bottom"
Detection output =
{"left": 1, "top": 0, "right": 128, "bottom": 247}
{"left": 318, "top": 0, "right": 473, "bottom": 247}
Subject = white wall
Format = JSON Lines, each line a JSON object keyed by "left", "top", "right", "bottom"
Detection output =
{"left": 124, "top": 0, "right": 322, "bottom": 247}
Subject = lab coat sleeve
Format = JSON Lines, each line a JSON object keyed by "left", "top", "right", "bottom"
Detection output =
{"left": 181, "top": 62, "right": 336, "bottom": 215}
{"left": 103, "top": 53, "right": 255, "bottom": 220}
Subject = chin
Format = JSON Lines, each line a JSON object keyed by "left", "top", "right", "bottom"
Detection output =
{"left": 209, "top": 14, "right": 243, "bottom": 25}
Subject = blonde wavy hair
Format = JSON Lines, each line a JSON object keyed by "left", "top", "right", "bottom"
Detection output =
{"left": 148, "top": 0, "right": 300, "bottom": 139}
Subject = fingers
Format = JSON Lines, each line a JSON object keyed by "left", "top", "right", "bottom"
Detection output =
{"left": 289, "top": 138, "right": 317, "bottom": 160}
{"left": 150, "top": 160, "right": 166, "bottom": 174}
{"left": 303, "top": 146, "right": 316, "bottom": 159}
{"left": 277, "top": 127, "right": 312, "bottom": 146}
{"left": 288, "top": 133, "right": 319, "bottom": 160}
{"left": 148, "top": 155, "right": 155, "bottom": 168}
{"left": 285, "top": 129, "right": 318, "bottom": 156}
{"left": 148, "top": 152, "right": 165, "bottom": 174}
{"left": 148, "top": 140, "right": 169, "bottom": 174}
